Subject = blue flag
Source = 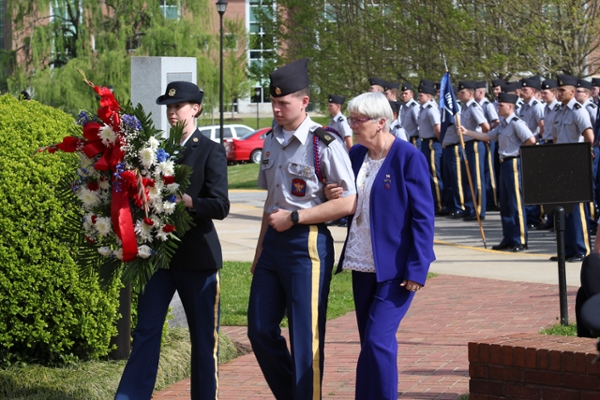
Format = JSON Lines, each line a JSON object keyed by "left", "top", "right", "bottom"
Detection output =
{"left": 439, "top": 72, "right": 460, "bottom": 144}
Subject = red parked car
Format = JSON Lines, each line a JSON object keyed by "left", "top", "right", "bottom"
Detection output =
{"left": 225, "top": 127, "right": 270, "bottom": 164}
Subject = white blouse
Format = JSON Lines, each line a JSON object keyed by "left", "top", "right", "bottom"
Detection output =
{"left": 342, "top": 154, "right": 385, "bottom": 273}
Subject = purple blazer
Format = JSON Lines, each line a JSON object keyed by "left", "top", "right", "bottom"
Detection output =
{"left": 337, "top": 137, "right": 436, "bottom": 284}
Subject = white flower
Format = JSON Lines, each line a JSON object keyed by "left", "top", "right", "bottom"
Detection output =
{"left": 137, "top": 245, "right": 153, "bottom": 259}
{"left": 139, "top": 147, "right": 156, "bottom": 169}
{"left": 78, "top": 188, "right": 101, "bottom": 208}
{"left": 83, "top": 212, "right": 95, "bottom": 232}
{"left": 98, "top": 247, "right": 112, "bottom": 257}
{"left": 98, "top": 125, "right": 117, "bottom": 146}
{"left": 95, "top": 217, "right": 112, "bottom": 237}
{"left": 99, "top": 179, "right": 110, "bottom": 190}
{"left": 148, "top": 185, "right": 162, "bottom": 200}
{"left": 114, "top": 248, "right": 124, "bottom": 260}
{"left": 156, "top": 160, "right": 175, "bottom": 176}
{"left": 147, "top": 137, "right": 160, "bottom": 151}
{"left": 163, "top": 201, "right": 176, "bottom": 215}
{"left": 166, "top": 183, "right": 180, "bottom": 194}
{"left": 155, "top": 229, "right": 170, "bottom": 241}
{"left": 134, "top": 219, "right": 153, "bottom": 242}
{"left": 151, "top": 200, "right": 164, "bottom": 214}
{"left": 79, "top": 154, "right": 94, "bottom": 169}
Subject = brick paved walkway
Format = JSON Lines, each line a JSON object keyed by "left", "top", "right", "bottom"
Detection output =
{"left": 153, "top": 274, "right": 577, "bottom": 399}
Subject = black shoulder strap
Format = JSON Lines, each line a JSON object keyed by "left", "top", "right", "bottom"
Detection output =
{"left": 313, "top": 127, "right": 335, "bottom": 146}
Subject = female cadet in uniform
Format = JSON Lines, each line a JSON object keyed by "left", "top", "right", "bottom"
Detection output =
{"left": 326, "top": 92, "right": 436, "bottom": 400}
{"left": 115, "top": 81, "right": 230, "bottom": 400}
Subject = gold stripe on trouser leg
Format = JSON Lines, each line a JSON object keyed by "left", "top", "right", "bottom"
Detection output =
{"left": 429, "top": 141, "right": 442, "bottom": 210}
{"left": 411, "top": 137, "right": 417, "bottom": 148}
{"left": 589, "top": 202, "right": 595, "bottom": 221}
{"left": 213, "top": 271, "right": 221, "bottom": 399}
{"left": 307, "top": 225, "right": 321, "bottom": 400}
{"left": 455, "top": 146, "right": 464, "bottom": 208}
{"left": 487, "top": 143, "right": 497, "bottom": 206}
{"left": 512, "top": 159, "right": 526, "bottom": 245}
{"left": 579, "top": 203, "right": 591, "bottom": 256}
{"left": 473, "top": 143, "right": 483, "bottom": 215}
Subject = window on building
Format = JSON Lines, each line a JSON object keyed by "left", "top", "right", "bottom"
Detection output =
{"left": 160, "top": 0, "right": 180, "bottom": 20}
{"left": 249, "top": 0, "right": 276, "bottom": 103}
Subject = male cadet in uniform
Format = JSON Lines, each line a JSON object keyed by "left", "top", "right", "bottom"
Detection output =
{"left": 327, "top": 94, "right": 353, "bottom": 151}
{"left": 457, "top": 80, "right": 490, "bottom": 221}
{"left": 475, "top": 80, "right": 500, "bottom": 212}
{"left": 491, "top": 78, "right": 505, "bottom": 112}
{"left": 389, "top": 100, "right": 408, "bottom": 141}
{"left": 549, "top": 74, "right": 594, "bottom": 262}
{"left": 460, "top": 93, "right": 536, "bottom": 252}
{"left": 536, "top": 79, "right": 561, "bottom": 230}
{"left": 401, "top": 82, "right": 421, "bottom": 149}
{"left": 247, "top": 58, "right": 357, "bottom": 400}
{"left": 441, "top": 102, "right": 466, "bottom": 219}
{"left": 592, "top": 78, "right": 600, "bottom": 105}
{"left": 519, "top": 76, "right": 546, "bottom": 228}
{"left": 368, "top": 77, "right": 386, "bottom": 93}
{"left": 384, "top": 81, "right": 400, "bottom": 102}
{"left": 417, "top": 79, "right": 444, "bottom": 214}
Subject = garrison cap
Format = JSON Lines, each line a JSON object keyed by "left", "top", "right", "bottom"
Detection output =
{"left": 577, "top": 79, "right": 593, "bottom": 90}
{"left": 418, "top": 79, "right": 436, "bottom": 95}
{"left": 458, "top": 81, "right": 477, "bottom": 90}
{"left": 369, "top": 77, "right": 387, "bottom": 87}
{"left": 270, "top": 58, "right": 309, "bottom": 97}
{"left": 401, "top": 82, "right": 413, "bottom": 91}
{"left": 385, "top": 81, "right": 400, "bottom": 91}
{"left": 541, "top": 79, "right": 558, "bottom": 90}
{"left": 521, "top": 76, "right": 541, "bottom": 90}
{"left": 475, "top": 81, "right": 487, "bottom": 89}
{"left": 557, "top": 74, "right": 578, "bottom": 87}
{"left": 156, "top": 81, "right": 204, "bottom": 105}
{"left": 592, "top": 78, "right": 600, "bottom": 87}
{"left": 501, "top": 81, "right": 521, "bottom": 93}
{"left": 497, "top": 93, "right": 519, "bottom": 105}
{"left": 328, "top": 94, "right": 345, "bottom": 105}
{"left": 491, "top": 78, "right": 505, "bottom": 88}
{"left": 388, "top": 100, "right": 401, "bottom": 113}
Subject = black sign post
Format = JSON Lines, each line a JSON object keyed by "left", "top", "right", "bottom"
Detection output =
{"left": 521, "top": 143, "right": 594, "bottom": 325}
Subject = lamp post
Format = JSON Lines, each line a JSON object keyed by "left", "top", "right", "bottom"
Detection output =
{"left": 255, "top": 87, "right": 261, "bottom": 129}
{"left": 216, "top": 0, "right": 228, "bottom": 144}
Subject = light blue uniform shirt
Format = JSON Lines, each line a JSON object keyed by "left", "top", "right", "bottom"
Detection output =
{"left": 328, "top": 112, "right": 353, "bottom": 140}
{"left": 519, "top": 97, "right": 544, "bottom": 138}
{"left": 417, "top": 99, "right": 441, "bottom": 139}
{"left": 401, "top": 98, "right": 420, "bottom": 138}
{"left": 460, "top": 99, "right": 487, "bottom": 142}
{"left": 487, "top": 113, "right": 533, "bottom": 158}
{"left": 258, "top": 115, "right": 356, "bottom": 213}
{"left": 542, "top": 99, "right": 560, "bottom": 141}
{"left": 552, "top": 98, "right": 592, "bottom": 144}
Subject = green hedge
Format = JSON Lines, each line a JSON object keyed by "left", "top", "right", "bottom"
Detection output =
{"left": 0, "top": 94, "right": 120, "bottom": 365}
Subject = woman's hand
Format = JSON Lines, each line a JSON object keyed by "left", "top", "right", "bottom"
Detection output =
{"left": 324, "top": 183, "right": 343, "bottom": 200}
{"left": 400, "top": 279, "right": 423, "bottom": 292}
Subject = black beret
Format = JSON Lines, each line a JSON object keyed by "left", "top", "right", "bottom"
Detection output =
{"left": 501, "top": 81, "right": 521, "bottom": 93}
{"left": 557, "top": 74, "right": 578, "bottom": 87}
{"left": 497, "top": 93, "right": 519, "bottom": 104}
{"left": 388, "top": 100, "right": 401, "bottom": 113}
{"left": 475, "top": 81, "right": 487, "bottom": 89}
{"left": 328, "top": 94, "right": 345, "bottom": 104}
{"left": 458, "top": 81, "right": 477, "bottom": 90}
{"left": 578, "top": 79, "right": 593, "bottom": 90}
{"left": 156, "top": 81, "right": 204, "bottom": 105}
{"left": 521, "top": 76, "right": 541, "bottom": 90}
{"left": 541, "top": 79, "right": 557, "bottom": 90}
{"left": 491, "top": 78, "right": 505, "bottom": 88}
{"left": 369, "top": 77, "right": 386, "bottom": 87}
{"left": 401, "top": 82, "right": 413, "bottom": 91}
{"left": 418, "top": 79, "right": 436, "bottom": 95}
{"left": 593, "top": 78, "right": 600, "bottom": 87}
{"left": 385, "top": 82, "right": 400, "bottom": 90}
{"left": 270, "top": 58, "right": 310, "bottom": 97}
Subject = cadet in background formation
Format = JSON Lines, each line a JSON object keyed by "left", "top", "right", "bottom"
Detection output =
{"left": 369, "top": 77, "right": 386, "bottom": 93}
{"left": 400, "top": 82, "right": 421, "bottom": 149}
{"left": 327, "top": 94, "right": 354, "bottom": 152}
{"left": 475, "top": 80, "right": 500, "bottom": 212}
{"left": 389, "top": 100, "right": 408, "bottom": 141}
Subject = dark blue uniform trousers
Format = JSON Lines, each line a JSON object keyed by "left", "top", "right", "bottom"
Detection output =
{"left": 352, "top": 271, "right": 415, "bottom": 400}
{"left": 442, "top": 144, "right": 465, "bottom": 213}
{"left": 421, "top": 138, "right": 444, "bottom": 212}
{"left": 115, "top": 268, "right": 220, "bottom": 400}
{"left": 462, "top": 140, "right": 486, "bottom": 218}
{"left": 409, "top": 136, "right": 422, "bottom": 151}
{"left": 565, "top": 203, "right": 591, "bottom": 258}
{"left": 248, "top": 224, "right": 334, "bottom": 400}
{"left": 484, "top": 141, "right": 498, "bottom": 209}
{"left": 498, "top": 158, "right": 527, "bottom": 246}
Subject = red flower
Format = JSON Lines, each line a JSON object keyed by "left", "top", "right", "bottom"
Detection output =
{"left": 85, "top": 236, "right": 95, "bottom": 243}
{"left": 144, "top": 217, "right": 154, "bottom": 226}
{"left": 163, "top": 175, "right": 176, "bottom": 185}
{"left": 87, "top": 181, "right": 99, "bottom": 191}
{"left": 142, "top": 178, "right": 155, "bottom": 188}
{"left": 162, "top": 224, "right": 176, "bottom": 233}
{"left": 120, "top": 170, "right": 137, "bottom": 189}
{"left": 56, "top": 136, "right": 82, "bottom": 153}
{"left": 91, "top": 215, "right": 97, "bottom": 224}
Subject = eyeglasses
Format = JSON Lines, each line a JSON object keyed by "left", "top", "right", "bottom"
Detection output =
{"left": 348, "top": 117, "right": 372, "bottom": 125}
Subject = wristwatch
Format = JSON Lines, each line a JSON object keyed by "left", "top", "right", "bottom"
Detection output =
{"left": 291, "top": 210, "right": 299, "bottom": 225}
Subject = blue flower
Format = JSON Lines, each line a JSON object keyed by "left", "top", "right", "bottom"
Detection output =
{"left": 156, "top": 149, "right": 170, "bottom": 163}
{"left": 122, "top": 114, "right": 142, "bottom": 131}
{"left": 76, "top": 111, "right": 91, "bottom": 126}
{"left": 168, "top": 195, "right": 177, "bottom": 203}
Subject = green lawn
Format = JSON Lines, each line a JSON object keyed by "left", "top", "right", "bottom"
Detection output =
{"left": 228, "top": 163, "right": 261, "bottom": 190}
{"left": 198, "top": 115, "right": 331, "bottom": 130}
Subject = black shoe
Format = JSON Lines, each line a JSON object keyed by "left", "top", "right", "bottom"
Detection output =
{"left": 535, "top": 221, "right": 553, "bottom": 230}
{"left": 528, "top": 223, "right": 539, "bottom": 229}
{"left": 549, "top": 256, "right": 558, "bottom": 261}
{"left": 337, "top": 221, "right": 348, "bottom": 227}
{"left": 486, "top": 205, "right": 500, "bottom": 212}
{"left": 464, "top": 214, "right": 484, "bottom": 221}
{"left": 567, "top": 254, "right": 585, "bottom": 263}
{"left": 449, "top": 210, "right": 465, "bottom": 219}
{"left": 510, "top": 244, "right": 526, "bottom": 252}
{"left": 435, "top": 209, "right": 450, "bottom": 216}
{"left": 492, "top": 242, "right": 512, "bottom": 251}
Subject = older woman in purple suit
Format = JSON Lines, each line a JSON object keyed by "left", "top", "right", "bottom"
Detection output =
{"left": 326, "top": 91, "right": 436, "bottom": 400}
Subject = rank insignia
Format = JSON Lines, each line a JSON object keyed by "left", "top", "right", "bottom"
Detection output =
{"left": 265, "top": 151, "right": 270, "bottom": 157}
{"left": 262, "top": 159, "right": 269, "bottom": 165}
{"left": 304, "top": 166, "right": 312, "bottom": 177}
{"left": 292, "top": 179, "right": 307, "bottom": 197}
{"left": 325, "top": 134, "right": 333, "bottom": 141}
{"left": 193, "top": 137, "right": 199, "bottom": 142}
{"left": 168, "top": 88, "right": 176, "bottom": 96}
{"left": 275, "top": 87, "right": 282, "bottom": 95}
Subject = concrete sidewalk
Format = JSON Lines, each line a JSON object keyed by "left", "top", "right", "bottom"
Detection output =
{"left": 153, "top": 190, "right": 590, "bottom": 399}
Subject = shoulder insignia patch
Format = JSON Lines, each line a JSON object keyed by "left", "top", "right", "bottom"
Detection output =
{"left": 265, "top": 128, "right": 274, "bottom": 137}
{"left": 427, "top": 104, "right": 432, "bottom": 109}
{"left": 472, "top": 102, "right": 480, "bottom": 107}
{"left": 533, "top": 100, "right": 538, "bottom": 105}
{"left": 591, "top": 104, "right": 597, "bottom": 109}
{"left": 314, "top": 127, "right": 335, "bottom": 146}
{"left": 338, "top": 116, "right": 344, "bottom": 122}
{"left": 512, "top": 117, "right": 519, "bottom": 121}
{"left": 575, "top": 103, "right": 582, "bottom": 109}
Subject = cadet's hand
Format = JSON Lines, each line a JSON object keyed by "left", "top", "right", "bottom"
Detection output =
{"left": 458, "top": 126, "right": 468, "bottom": 136}
{"left": 400, "top": 279, "right": 423, "bottom": 292}
{"left": 325, "top": 183, "right": 343, "bottom": 200}
{"left": 269, "top": 209, "right": 293, "bottom": 232}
